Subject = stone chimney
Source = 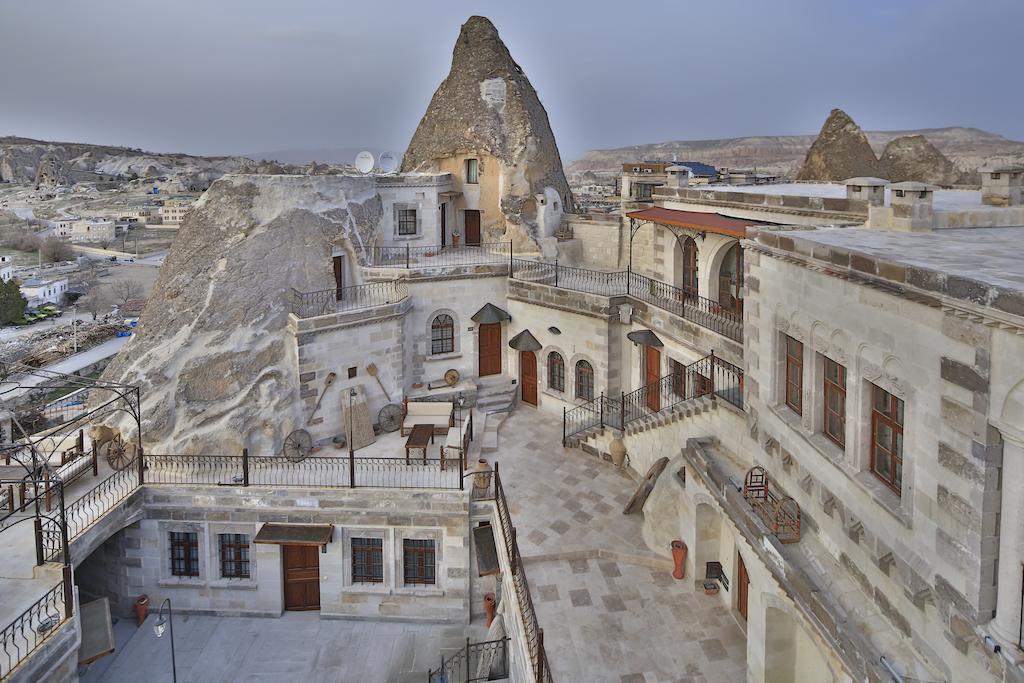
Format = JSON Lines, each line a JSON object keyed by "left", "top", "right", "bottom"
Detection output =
{"left": 889, "top": 181, "right": 935, "bottom": 232}
{"left": 980, "top": 165, "right": 1024, "bottom": 207}
{"left": 843, "top": 177, "right": 887, "bottom": 207}
{"left": 665, "top": 165, "right": 691, "bottom": 189}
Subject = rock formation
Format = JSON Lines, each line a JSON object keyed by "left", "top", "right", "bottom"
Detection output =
{"left": 97, "top": 174, "right": 382, "bottom": 455}
{"left": 880, "top": 134, "right": 966, "bottom": 186}
{"left": 33, "top": 151, "right": 68, "bottom": 189}
{"left": 402, "top": 16, "right": 572, "bottom": 249}
{"left": 796, "top": 109, "right": 886, "bottom": 182}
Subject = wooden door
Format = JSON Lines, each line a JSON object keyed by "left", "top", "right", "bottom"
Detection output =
{"left": 682, "top": 238, "right": 697, "bottom": 295}
{"left": 464, "top": 210, "right": 481, "bottom": 246}
{"left": 478, "top": 323, "right": 501, "bottom": 376}
{"left": 520, "top": 351, "right": 537, "bottom": 406}
{"left": 283, "top": 545, "right": 320, "bottom": 611}
{"left": 736, "top": 554, "right": 749, "bottom": 622}
{"left": 333, "top": 255, "right": 345, "bottom": 301}
{"left": 644, "top": 346, "right": 661, "bottom": 412}
{"left": 440, "top": 203, "right": 447, "bottom": 247}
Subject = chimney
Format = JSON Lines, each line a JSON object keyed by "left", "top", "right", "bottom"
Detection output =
{"left": 665, "top": 165, "right": 691, "bottom": 189}
{"left": 888, "top": 181, "right": 935, "bottom": 232}
{"left": 843, "top": 177, "right": 887, "bottom": 207}
{"left": 980, "top": 165, "right": 1024, "bottom": 207}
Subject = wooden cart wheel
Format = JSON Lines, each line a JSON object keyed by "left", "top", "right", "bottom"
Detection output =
{"left": 102, "top": 434, "right": 132, "bottom": 470}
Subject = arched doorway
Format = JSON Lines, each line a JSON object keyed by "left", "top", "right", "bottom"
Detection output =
{"left": 718, "top": 242, "right": 743, "bottom": 314}
{"left": 520, "top": 351, "right": 537, "bottom": 406}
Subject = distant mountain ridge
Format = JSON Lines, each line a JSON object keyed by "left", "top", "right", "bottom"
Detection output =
{"left": 568, "top": 126, "right": 1024, "bottom": 179}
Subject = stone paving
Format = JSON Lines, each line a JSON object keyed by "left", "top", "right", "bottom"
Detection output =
{"left": 490, "top": 407, "right": 748, "bottom": 682}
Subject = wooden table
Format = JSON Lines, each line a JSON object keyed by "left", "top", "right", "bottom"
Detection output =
{"left": 404, "top": 424, "right": 435, "bottom": 464}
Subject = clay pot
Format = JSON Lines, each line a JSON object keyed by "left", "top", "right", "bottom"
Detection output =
{"left": 473, "top": 458, "right": 492, "bottom": 490}
{"left": 609, "top": 438, "right": 627, "bottom": 467}
{"left": 671, "top": 540, "right": 687, "bottom": 580}
{"left": 133, "top": 594, "right": 149, "bottom": 626}
{"left": 484, "top": 592, "right": 496, "bottom": 627}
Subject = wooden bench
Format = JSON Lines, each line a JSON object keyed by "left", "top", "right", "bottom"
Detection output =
{"left": 442, "top": 411, "right": 473, "bottom": 471}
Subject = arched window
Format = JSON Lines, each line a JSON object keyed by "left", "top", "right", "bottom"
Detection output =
{"left": 547, "top": 352, "right": 565, "bottom": 392}
{"left": 575, "top": 360, "right": 594, "bottom": 401}
{"left": 682, "top": 237, "right": 698, "bottom": 295}
{"left": 430, "top": 314, "right": 454, "bottom": 355}
{"left": 718, "top": 243, "right": 743, "bottom": 313}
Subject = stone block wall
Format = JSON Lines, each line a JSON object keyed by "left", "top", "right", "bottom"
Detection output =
{"left": 561, "top": 216, "right": 624, "bottom": 270}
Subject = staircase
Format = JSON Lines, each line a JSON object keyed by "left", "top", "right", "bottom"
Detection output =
{"left": 474, "top": 375, "right": 517, "bottom": 414}
{"left": 623, "top": 395, "right": 717, "bottom": 436}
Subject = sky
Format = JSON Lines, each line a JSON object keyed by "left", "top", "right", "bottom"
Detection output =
{"left": 2, "top": 0, "right": 1023, "bottom": 163}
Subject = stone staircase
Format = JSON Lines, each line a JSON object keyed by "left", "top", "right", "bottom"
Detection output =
{"left": 474, "top": 375, "right": 517, "bottom": 414}
{"left": 564, "top": 395, "right": 718, "bottom": 454}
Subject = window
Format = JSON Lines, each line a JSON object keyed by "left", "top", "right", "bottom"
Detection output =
{"left": 397, "top": 208, "right": 417, "bottom": 236}
{"left": 430, "top": 314, "right": 455, "bottom": 355}
{"left": 851, "top": 185, "right": 862, "bottom": 193}
{"left": 870, "top": 384, "right": 904, "bottom": 495}
{"left": 170, "top": 531, "right": 199, "bottom": 577}
{"left": 548, "top": 352, "right": 565, "bottom": 392}
{"left": 219, "top": 533, "right": 250, "bottom": 579}
{"left": 784, "top": 336, "right": 803, "bottom": 415}
{"left": 634, "top": 183, "right": 654, "bottom": 200}
{"left": 991, "top": 173, "right": 1001, "bottom": 180}
{"left": 403, "top": 539, "right": 436, "bottom": 585}
{"left": 465, "top": 159, "right": 479, "bottom": 184}
{"left": 575, "top": 360, "right": 594, "bottom": 401}
{"left": 670, "top": 359, "right": 685, "bottom": 397}
{"left": 352, "top": 537, "right": 384, "bottom": 583}
{"left": 822, "top": 358, "right": 846, "bottom": 447}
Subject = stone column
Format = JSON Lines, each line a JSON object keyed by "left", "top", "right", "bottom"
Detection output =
{"left": 993, "top": 431, "right": 1024, "bottom": 644}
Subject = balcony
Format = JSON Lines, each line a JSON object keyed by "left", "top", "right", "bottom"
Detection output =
{"left": 288, "top": 280, "right": 409, "bottom": 319}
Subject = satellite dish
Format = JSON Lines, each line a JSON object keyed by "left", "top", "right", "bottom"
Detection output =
{"left": 378, "top": 151, "right": 398, "bottom": 174}
{"left": 354, "top": 151, "right": 375, "bottom": 174}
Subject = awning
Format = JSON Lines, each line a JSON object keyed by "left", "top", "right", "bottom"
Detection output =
{"left": 508, "top": 329, "right": 541, "bottom": 352}
{"left": 471, "top": 303, "right": 512, "bottom": 324}
{"left": 627, "top": 329, "right": 664, "bottom": 347}
{"left": 439, "top": 191, "right": 463, "bottom": 199}
{"left": 625, "top": 206, "right": 759, "bottom": 239}
{"left": 253, "top": 523, "right": 333, "bottom": 546}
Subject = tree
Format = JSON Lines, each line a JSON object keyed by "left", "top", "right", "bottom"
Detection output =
{"left": 77, "top": 285, "right": 110, "bottom": 321}
{"left": 0, "top": 279, "right": 27, "bottom": 325}
{"left": 110, "top": 278, "right": 141, "bottom": 308}
{"left": 39, "top": 238, "right": 73, "bottom": 263}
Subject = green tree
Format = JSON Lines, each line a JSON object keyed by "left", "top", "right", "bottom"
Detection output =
{"left": 0, "top": 279, "right": 27, "bottom": 325}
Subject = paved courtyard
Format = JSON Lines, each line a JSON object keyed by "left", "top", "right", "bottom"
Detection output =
{"left": 489, "top": 407, "right": 747, "bottom": 682}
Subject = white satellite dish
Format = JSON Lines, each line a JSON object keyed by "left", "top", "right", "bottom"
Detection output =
{"left": 354, "top": 151, "right": 375, "bottom": 174}
{"left": 378, "top": 151, "right": 398, "bottom": 174}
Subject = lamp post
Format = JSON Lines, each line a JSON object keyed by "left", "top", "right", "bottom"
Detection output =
{"left": 153, "top": 598, "right": 177, "bottom": 683}
{"left": 348, "top": 389, "right": 357, "bottom": 488}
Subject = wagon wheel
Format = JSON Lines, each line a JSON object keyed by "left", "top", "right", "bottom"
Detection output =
{"left": 102, "top": 434, "right": 132, "bottom": 470}
{"left": 377, "top": 404, "right": 403, "bottom": 433}
{"left": 283, "top": 429, "right": 313, "bottom": 463}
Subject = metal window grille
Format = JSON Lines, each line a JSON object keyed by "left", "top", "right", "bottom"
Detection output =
{"left": 547, "top": 352, "right": 565, "bottom": 392}
{"left": 823, "top": 358, "right": 846, "bottom": 448}
{"left": 870, "top": 384, "right": 904, "bottom": 495}
{"left": 170, "top": 531, "right": 199, "bottom": 577}
{"left": 403, "top": 539, "right": 436, "bottom": 585}
{"left": 784, "top": 336, "right": 803, "bottom": 415}
{"left": 352, "top": 537, "right": 384, "bottom": 583}
{"left": 219, "top": 533, "right": 250, "bottom": 579}
{"left": 398, "top": 209, "right": 417, "bottom": 236}
{"left": 575, "top": 360, "right": 594, "bottom": 401}
{"left": 430, "top": 314, "right": 454, "bottom": 355}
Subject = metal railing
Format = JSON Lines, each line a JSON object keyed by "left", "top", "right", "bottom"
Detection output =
{"left": 510, "top": 260, "right": 742, "bottom": 342}
{"left": 563, "top": 352, "right": 744, "bottom": 444}
{"left": 428, "top": 637, "right": 509, "bottom": 683}
{"left": 367, "top": 242, "right": 512, "bottom": 269}
{"left": 0, "top": 580, "right": 69, "bottom": 680}
{"left": 289, "top": 280, "right": 409, "bottom": 319}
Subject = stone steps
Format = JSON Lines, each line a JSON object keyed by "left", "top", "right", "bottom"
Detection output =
{"left": 474, "top": 375, "right": 517, "bottom": 414}
{"left": 566, "top": 396, "right": 717, "bottom": 457}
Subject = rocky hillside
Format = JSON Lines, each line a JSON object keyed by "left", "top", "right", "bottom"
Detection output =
{"left": 568, "top": 125, "right": 1024, "bottom": 181}
{"left": 796, "top": 109, "right": 885, "bottom": 181}
{"left": 880, "top": 135, "right": 968, "bottom": 186}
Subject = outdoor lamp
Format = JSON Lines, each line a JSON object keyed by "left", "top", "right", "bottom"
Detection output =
{"left": 153, "top": 617, "right": 166, "bottom": 638}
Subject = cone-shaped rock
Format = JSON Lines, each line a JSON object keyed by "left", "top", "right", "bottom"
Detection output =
{"left": 402, "top": 16, "right": 571, "bottom": 251}
{"left": 796, "top": 109, "right": 884, "bottom": 181}
{"left": 880, "top": 134, "right": 965, "bottom": 186}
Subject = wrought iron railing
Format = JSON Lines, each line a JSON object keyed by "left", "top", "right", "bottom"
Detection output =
{"left": 563, "top": 352, "right": 743, "bottom": 444}
{"left": 0, "top": 580, "right": 69, "bottom": 679}
{"left": 367, "top": 242, "right": 512, "bottom": 269}
{"left": 510, "top": 261, "right": 742, "bottom": 342}
{"left": 289, "top": 280, "right": 409, "bottom": 319}
{"left": 428, "top": 637, "right": 510, "bottom": 683}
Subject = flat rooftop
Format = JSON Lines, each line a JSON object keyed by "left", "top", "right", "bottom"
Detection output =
{"left": 785, "top": 225, "right": 1024, "bottom": 292}
{"left": 703, "top": 183, "right": 985, "bottom": 211}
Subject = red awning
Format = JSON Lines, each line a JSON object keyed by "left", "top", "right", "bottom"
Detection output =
{"left": 625, "top": 207, "right": 758, "bottom": 239}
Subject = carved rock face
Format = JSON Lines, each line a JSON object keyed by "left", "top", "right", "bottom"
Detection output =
{"left": 401, "top": 16, "right": 572, "bottom": 248}
{"left": 797, "top": 108, "right": 885, "bottom": 182}
{"left": 98, "top": 174, "right": 382, "bottom": 455}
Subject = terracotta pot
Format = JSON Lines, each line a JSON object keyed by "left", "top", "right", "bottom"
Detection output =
{"left": 608, "top": 438, "right": 627, "bottom": 467}
{"left": 133, "top": 594, "right": 149, "bottom": 626}
{"left": 484, "top": 592, "right": 496, "bottom": 627}
{"left": 671, "top": 540, "right": 687, "bottom": 580}
{"left": 473, "top": 458, "right": 491, "bottom": 490}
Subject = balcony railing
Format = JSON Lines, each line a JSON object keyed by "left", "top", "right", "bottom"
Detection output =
{"left": 0, "top": 580, "right": 69, "bottom": 680}
{"left": 428, "top": 637, "right": 510, "bottom": 683}
{"left": 366, "top": 242, "right": 512, "bottom": 269}
{"left": 289, "top": 280, "right": 409, "bottom": 319}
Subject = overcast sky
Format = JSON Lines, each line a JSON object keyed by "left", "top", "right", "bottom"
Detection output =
{"left": 3, "top": 0, "right": 1022, "bottom": 162}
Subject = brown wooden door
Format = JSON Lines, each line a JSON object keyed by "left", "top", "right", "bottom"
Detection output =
{"left": 478, "top": 323, "right": 501, "bottom": 376}
{"left": 283, "top": 545, "right": 320, "bottom": 611}
{"left": 682, "top": 238, "right": 697, "bottom": 295}
{"left": 520, "top": 351, "right": 537, "bottom": 406}
{"left": 333, "top": 255, "right": 345, "bottom": 301}
{"left": 464, "top": 210, "right": 481, "bottom": 246}
{"left": 645, "top": 346, "right": 661, "bottom": 412}
{"left": 736, "top": 554, "right": 749, "bottom": 622}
